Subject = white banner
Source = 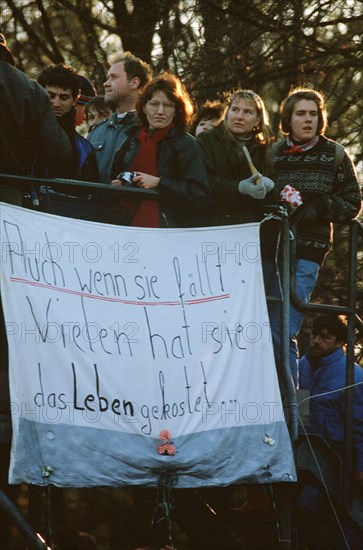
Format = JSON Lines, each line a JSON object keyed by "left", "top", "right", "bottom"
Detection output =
{"left": 0, "top": 203, "right": 296, "bottom": 487}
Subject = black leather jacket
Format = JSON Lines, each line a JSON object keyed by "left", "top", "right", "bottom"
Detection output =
{"left": 112, "top": 126, "right": 210, "bottom": 227}
{"left": 0, "top": 60, "right": 72, "bottom": 204}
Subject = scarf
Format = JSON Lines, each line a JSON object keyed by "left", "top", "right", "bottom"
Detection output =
{"left": 132, "top": 124, "right": 173, "bottom": 175}
{"left": 125, "top": 124, "right": 174, "bottom": 228}
{"left": 284, "top": 134, "right": 319, "bottom": 153}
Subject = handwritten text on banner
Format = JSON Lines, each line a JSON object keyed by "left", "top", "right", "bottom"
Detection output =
{"left": 0, "top": 203, "right": 296, "bottom": 487}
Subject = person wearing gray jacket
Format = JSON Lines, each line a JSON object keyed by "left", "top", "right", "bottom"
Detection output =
{"left": 88, "top": 51, "right": 152, "bottom": 184}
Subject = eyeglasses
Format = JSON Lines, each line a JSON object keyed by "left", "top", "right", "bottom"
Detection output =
{"left": 147, "top": 100, "right": 175, "bottom": 111}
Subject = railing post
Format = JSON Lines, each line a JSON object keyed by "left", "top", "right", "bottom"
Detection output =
{"left": 277, "top": 212, "right": 293, "bottom": 549}
{"left": 0, "top": 489, "right": 50, "bottom": 549}
{"left": 343, "top": 222, "right": 358, "bottom": 502}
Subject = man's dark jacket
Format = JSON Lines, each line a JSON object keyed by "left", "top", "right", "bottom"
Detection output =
{"left": 0, "top": 59, "right": 71, "bottom": 205}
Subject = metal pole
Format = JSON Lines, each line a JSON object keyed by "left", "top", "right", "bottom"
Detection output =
{"left": 282, "top": 215, "right": 298, "bottom": 442}
{"left": 0, "top": 172, "right": 159, "bottom": 198}
{"left": 343, "top": 222, "right": 358, "bottom": 501}
{"left": 0, "top": 488, "right": 50, "bottom": 549}
{"left": 277, "top": 213, "right": 293, "bottom": 549}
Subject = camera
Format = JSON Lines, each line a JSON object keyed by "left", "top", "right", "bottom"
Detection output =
{"left": 116, "top": 171, "right": 137, "bottom": 187}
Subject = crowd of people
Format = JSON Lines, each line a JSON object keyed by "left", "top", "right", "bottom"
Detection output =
{"left": 1, "top": 31, "right": 363, "bottom": 549}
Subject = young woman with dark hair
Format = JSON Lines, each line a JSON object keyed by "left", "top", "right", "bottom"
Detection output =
{"left": 268, "top": 87, "right": 361, "bottom": 385}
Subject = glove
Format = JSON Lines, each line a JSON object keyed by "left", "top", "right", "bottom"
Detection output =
{"left": 259, "top": 176, "right": 275, "bottom": 193}
{"left": 290, "top": 197, "right": 329, "bottom": 226}
{"left": 290, "top": 203, "right": 318, "bottom": 225}
{"left": 238, "top": 174, "right": 266, "bottom": 199}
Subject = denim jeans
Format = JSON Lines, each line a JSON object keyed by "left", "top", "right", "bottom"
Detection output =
{"left": 264, "top": 258, "right": 320, "bottom": 386}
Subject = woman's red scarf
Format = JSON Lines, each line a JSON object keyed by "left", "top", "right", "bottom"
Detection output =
{"left": 125, "top": 124, "right": 174, "bottom": 227}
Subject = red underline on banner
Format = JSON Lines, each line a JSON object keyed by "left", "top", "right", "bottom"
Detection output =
{"left": 10, "top": 277, "right": 230, "bottom": 306}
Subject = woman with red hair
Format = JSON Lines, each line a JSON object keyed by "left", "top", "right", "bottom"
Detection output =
{"left": 111, "top": 72, "right": 210, "bottom": 227}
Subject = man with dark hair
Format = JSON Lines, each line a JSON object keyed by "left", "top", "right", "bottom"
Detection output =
{"left": 37, "top": 63, "right": 99, "bottom": 219}
{"left": 38, "top": 63, "right": 82, "bottom": 101}
{"left": 299, "top": 314, "right": 363, "bottom": 482}
{"left": 296, "top": 314, "right": 363, "bottom": 548}
{"left": 88, "top": 52, "right": 153, "bottom": 184}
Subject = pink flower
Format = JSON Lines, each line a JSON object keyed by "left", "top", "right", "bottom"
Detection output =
{"left": 158, "top": 444, "right": 169, "bottom": 455}
{"left": 165, "top": 444, "right": 176, "bottom": 456}
{"left": 157, "top": 430, "right": 176, "bottom": 455}
{"left": 157, "top": 443, "right": 177, "bottom": 456}
{"left": 159, "top": 429, "right": 171, "bottom": 442}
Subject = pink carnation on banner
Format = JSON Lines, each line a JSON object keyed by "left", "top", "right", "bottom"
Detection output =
{"left": 165, "top": 444, "right": 176, "bottom": 456}
{"left": 157, "top": 430, "right": 176, "bottom": 455}
{"left": 159, "top": 429, "right": 171, "bottom": 442}
{"left": 280, "top": 184, "right": 303, "bottom": 210}
{"left": 158, "top": 444, "right": 169, "bottom": 455}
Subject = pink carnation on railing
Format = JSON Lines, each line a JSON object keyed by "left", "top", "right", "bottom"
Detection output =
{"left": 157, "top": 430, "right": 176, "bottom": 455}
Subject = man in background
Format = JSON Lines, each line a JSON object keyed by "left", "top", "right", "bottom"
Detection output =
{"left": 296, "top": 314, "right": 363, "bottom": 548}
{"left": 88, "top": 51, "right": 152, "bottom": 184}
{"left": 299, "top": 314, "right": 363, "bottom": 481}
{"left": 87, "top": 51, "right": 152, "bottom": 224}
{"left": 37, "top": 63, "right": 99, "bottom": 219}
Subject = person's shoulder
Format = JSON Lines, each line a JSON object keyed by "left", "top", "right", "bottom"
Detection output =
{"left": 1, "top": 64, "right": 51, "bottom": 112}
{"left": 174, "top": 129, "right": 196, "bottom": 143}
{"left": 317, "top": 135, "right": 344, "bottom": 152}
{"left": 319, "top": 135, "right": 338, "bottom": 146}
{"left": 115, "top": 111, "right": 137, "bottom": 127}
{"left": 76, "top": 132, "right": 92, "bottom": 145}
{"left": 165, "top": 129, "right": 207, "bottom": 163}
{"left": 0, "top": 60, "right": 23, "bottom": 80}
{"left": 165, "top": 129, "right": 200, "bottom": 156}
{"left": 353, "top": 362, "right": 363, "bottom": 382}
{"left": 75, "top": 133, "right": 97, "bottom": 158}
{"left": 299, "top": 353, "right": 310, "bottom": 368}
{"left": 317, "top": 136, "right": 347, "bottom": 170}
{"left": 253, "top": 139, "right": 269, "bottom": 152}
{"left": 0, "top": 62, "right": 43, "bottom": 94}
{"left": 196, "top": 130, "right": 209, "bottom": 144}
{"left": 298, "top": 354, "right": 314, "bottom": 389}
{"left": 95, "top": 114, "right": 117, "bottom": 130}
{"left": 94, "top": 112, "right": 137, "bottom": 134}
{"left": 270, "top": 138, "right": 286, "bottom": 157}
{"left": 196, "top": 123, "right": 223, "bottom": 145}
{"left": 87, "top": 117, "right": 113, "bottom": 143}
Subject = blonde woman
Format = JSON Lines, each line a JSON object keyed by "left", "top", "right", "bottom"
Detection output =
{"left": 197, "top": 89, "right": 275, "bottom": 226}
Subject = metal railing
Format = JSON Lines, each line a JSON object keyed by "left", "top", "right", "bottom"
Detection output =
{"left": 0, "top": 172, "right": 159, "bottom": 198}
{"left": 289, "top": 219, "right": 363, "bottom": 502}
